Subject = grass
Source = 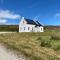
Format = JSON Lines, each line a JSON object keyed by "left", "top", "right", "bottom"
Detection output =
{"left": 0, "top": 31, "right": 60, "bottom": 60}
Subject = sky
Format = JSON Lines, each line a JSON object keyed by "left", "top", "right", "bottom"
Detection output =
{"left": 0, "top": 0, "right": 60, "bottom": 25}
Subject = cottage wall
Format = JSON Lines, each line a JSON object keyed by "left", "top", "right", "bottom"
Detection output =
{"left": 19, "top": 24, "right": 35, "bottom": 32}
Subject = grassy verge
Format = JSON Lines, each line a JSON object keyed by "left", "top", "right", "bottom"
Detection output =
{"left": 0, "top": 32, "right": 60, "bottom": 60}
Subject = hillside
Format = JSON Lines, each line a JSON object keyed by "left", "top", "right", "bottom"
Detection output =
{"left": 0, "top": 25, "right": 19, "bottom": 32}
{"left": 44, "top": 26, "right": 60, "bottom": 30}
{"left": 0, "top": 32, "right": 60, "bottom": 60}
{"left": 0, "top": 25, "right": 60, "bottom": 32}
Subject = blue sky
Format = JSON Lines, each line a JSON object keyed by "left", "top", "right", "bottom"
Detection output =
{"left": 0, "top": 0, "right": 60, "bottom": 25}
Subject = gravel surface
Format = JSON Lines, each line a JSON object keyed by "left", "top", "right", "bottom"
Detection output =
{"left": 0, "top": 32, "right": 15, "bottom": 34}
{"left": 0, "top": 44, "right": 26, "bottom": 60}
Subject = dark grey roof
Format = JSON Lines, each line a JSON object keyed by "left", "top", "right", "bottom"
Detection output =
{"left": 24, "top": 18, "right": 42, "bottom": 26}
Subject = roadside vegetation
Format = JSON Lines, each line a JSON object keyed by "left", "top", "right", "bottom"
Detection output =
{"left": 0, "top": 30, "right": 60, "bottom": 60}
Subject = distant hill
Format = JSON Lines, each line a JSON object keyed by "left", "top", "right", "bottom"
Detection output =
{"left": 44, "top": 26, "right": 60, "bottom": 30}
{"left": 0, "top": 25, "right": 19, "bottom": 32}
{"left": 0, "top": 25, "right": 60, "bottom": 32}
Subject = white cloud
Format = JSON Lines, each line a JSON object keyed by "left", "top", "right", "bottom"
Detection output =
{"left": 0, "top": 19, "right": 7, "bottom": 24}
{"left": 55, "top": 13, "right": 60, "bottom": 17}
{"left": 0, "top": 10, "right": 21, "bottom": 24}
{"left": 0, "top": 10, "right": 20, "bottom": 19}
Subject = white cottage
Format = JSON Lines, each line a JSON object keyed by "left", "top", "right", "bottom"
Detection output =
{"left": 19, "top": 17, "right": 44, "bottom": 32}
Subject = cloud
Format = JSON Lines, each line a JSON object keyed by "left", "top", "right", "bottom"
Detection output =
{"left": 0, "top": 10, "right": 20, "bottom": 19}
{"left": 0, "top": 10, "right": 20, "bottom": 24}
{"left": 0, "top": 19, "right": 7, "bottom": 24}
{"left": 55, "top": 13, "right": 60, "bottom": 17}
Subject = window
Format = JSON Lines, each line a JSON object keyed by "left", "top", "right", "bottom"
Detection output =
{"left": 24, "top": 27, "right": 25, "bottom": 30}
{"left": 23, "top": 21, "right": 24, "bottom": 24}
{"left": 32, "top": 27, "right": 33, "bottom": 30}
{"left": 41, "top": 28, "right": 43, "bottom": 31}
{"left": 28, "top": 27, "right": 30, "bottom": 30}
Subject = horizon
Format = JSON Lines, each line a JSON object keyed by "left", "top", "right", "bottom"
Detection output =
{"left": 0, "top": 0, "right": 60, "bottom": 25}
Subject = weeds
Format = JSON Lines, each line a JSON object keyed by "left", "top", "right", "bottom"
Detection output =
{"left": 0, "top": 32, "right": 60, "bottom": 60}
{"left": 50, "top": 35, "right": 60, "bottom": 40}
{"left": 53, "top": 45, "right": 60, "bottom": 51}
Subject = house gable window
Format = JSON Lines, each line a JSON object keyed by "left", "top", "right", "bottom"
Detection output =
{"left": 23, "top": 21, "right": 24, "bottom": 24}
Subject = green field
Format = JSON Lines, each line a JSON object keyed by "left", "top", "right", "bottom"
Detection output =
{"left": 0, "top": 31, "right": 60, "bottom": 60}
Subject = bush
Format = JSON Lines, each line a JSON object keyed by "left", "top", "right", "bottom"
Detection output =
{"left": 37, "top": 37, "right": 42, "bottom": 41}
{"left": 37, "top": 37, "right": 52, "bottom": 48}
{"left": 48, "top": 56, "right": 60, "bottom": 60}
{"left": 50, "top": 35, "right": 60, "bottom": 40}
{"left": 40, "top": 40, "right": 51, "bottom": 47}
{"left": 53, "top": 45, "right": 60, "bottom": 51}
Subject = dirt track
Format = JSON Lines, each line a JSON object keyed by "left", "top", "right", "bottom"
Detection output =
{"left": 0, "top": 44, "right": 26, "bottom": 60}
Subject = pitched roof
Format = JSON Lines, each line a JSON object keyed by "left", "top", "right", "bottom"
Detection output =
{"left": 24, "top": 18, "right": 42, "bottom": 26}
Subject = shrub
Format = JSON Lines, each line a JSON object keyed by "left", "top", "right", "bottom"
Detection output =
{"left": 37, "top": 37, "right": 52, "bottom": 48}
{"left": 40, "top": 40, "right": 51, "bottom": 47}
{"left": 48, "top": 56, "right": 60, "bottom": 60}
{"left": 37, "top": 37, "right": 42, "bottom": 41}
{"left": 53, "top": 45, "right": 60, "bottom": 51}
{"left": 50, "top": 35, "right": 60, "bottom": 40}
